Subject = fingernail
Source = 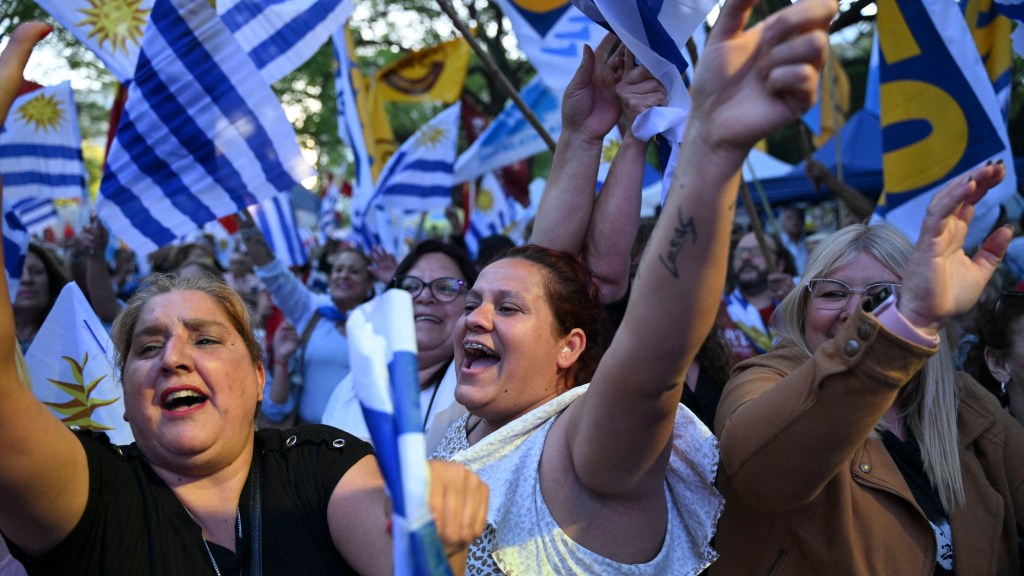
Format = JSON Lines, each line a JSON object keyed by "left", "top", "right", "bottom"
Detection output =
{"left": 40, "top": 25, "right": 53, "bottom": 40}
{"left": 986, "top": 159, "right": 993, "bottom": 166}
{"left": 996, "top": 158, "right": 1004, "bottom": 165}
{"left": 967, "top": 176, "right": 974, "bottom": 184}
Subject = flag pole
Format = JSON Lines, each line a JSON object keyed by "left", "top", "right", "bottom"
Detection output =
{"left": 435, "top": 0, "right": 557, "bottom": 152}
{"left": 739, "top": 180, "right": 779, "bottom": 274}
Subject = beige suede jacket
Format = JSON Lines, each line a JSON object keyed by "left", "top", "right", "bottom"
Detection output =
{"left": 712, "top": 306, "right": 1024, "bottom": 575}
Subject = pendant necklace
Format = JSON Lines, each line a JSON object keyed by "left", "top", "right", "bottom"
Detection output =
{"left": 184, "top": 506, "right": 243, "bottom": 576}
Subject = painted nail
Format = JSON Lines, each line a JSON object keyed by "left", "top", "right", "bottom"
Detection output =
{"left": 40, "top": 25, "right": 53, "bottom": 40}
{"left": 996, "top": 158, "right": 1004, "bottom": 165}
{"left": 986, "top": 159, "right": 994, "bottom": 166}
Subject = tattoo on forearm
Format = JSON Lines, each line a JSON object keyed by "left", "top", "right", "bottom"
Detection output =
{"left": 659, "top": 208, "right": 698, "bottom": 279}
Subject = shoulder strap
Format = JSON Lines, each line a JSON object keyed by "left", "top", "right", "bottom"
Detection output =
{"left": 298, "top": 310, "right": 321, "bottom": 348}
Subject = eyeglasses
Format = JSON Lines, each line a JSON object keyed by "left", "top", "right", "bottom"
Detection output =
{"left": 391, "top": 275, "right": 465, "bottom": 302}
{"left": 734, "top": 246, "right": 764, "bottom": 259}
{"left": 806, "top": 279, "right": 900, "bottom": 310}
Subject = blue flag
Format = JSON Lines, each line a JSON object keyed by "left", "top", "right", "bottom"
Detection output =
{"left": 248, "top": 193, "right": 307, "bottom": 268}
{"left": 1, "top": 200, "right": 29, "bottom": 304}
{"left": 347, "top": 290, "right": 451, "bottom": 576}
{"left": 97, "top": 0, "right": 313, "bottom": 255}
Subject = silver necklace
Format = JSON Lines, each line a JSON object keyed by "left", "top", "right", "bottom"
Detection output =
{"left": 184, "top": 506, "right": 242, "bottom": 576}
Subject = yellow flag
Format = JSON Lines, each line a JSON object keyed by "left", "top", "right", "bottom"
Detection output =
{"left": 344, "top": 29, "right": 397, "bottom": 182}
{"left": 374, "top": 38, "right": 471, "bottom": 105}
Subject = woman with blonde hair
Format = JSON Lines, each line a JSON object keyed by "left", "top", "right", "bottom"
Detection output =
{"left": 713, "top": 165, "right": 1024, "bottom": 574}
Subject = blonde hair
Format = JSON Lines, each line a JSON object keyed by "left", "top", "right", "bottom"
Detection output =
{"left": 773, "top": 223, "right": 965, "bottom": 510}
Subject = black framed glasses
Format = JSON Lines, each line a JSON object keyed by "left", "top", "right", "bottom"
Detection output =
{"left": 806, "top": 278, "right": 900, "bottom": 310}
{"left": 391, "top": 275, "right": 465, "bottom": 302}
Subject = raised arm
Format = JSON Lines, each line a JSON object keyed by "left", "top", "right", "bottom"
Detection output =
{"left": 79, "top": 214, "right": 123, "bottom": 323}
{"left": 565, "top": 0, "right": 836, "bottom": 496}
{"left": 0, "top": 22, "right": 90, "bottom": 555}
{"left": 582, "top": 50, "right": 667, "bottom": 302}
{"left": 529, "top": 34, "right": 621, "bottom": 260}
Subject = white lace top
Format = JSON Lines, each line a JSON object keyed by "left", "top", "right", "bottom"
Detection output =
{"left": 432, "top": 385, "right": 723, "bottom": 575}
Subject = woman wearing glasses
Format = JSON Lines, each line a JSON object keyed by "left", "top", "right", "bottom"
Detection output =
{"left": 712, "top": 163, "right": 1024, "bottom": 575}
{"left": 323, "top": 240, "right": 476, "bottom": 454}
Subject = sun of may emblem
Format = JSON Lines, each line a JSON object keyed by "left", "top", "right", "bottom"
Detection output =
{"left": 77, "top": 0, "right": 151, "bottom": 55}
{"left": 416, "top": 126, "right": 448, "bottom": 148}
{"left": 17, "top": 93, "right": 64, "bottom": 132}
{"left": 476, "top": 187, "right": 495, "bottom": 212}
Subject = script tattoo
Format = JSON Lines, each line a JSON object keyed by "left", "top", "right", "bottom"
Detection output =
{"left": 659, "top": 208, "right": 697, "bottom": 279}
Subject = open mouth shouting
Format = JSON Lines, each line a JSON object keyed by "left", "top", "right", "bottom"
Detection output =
{"left": 160, "top": 386, "right": 209, "bottom": 415}
{"left": 462, "top": 341, "right": 500, "bottom": 372}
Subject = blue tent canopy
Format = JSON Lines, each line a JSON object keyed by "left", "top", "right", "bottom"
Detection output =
{"left": 748, "top": 110, "right": 883, "bottom": 205}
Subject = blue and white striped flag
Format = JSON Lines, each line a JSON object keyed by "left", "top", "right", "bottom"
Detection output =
{"left": 453, "top": 78, "right": 561, "bottom": 185}
{"left": 0, "top": 81, "right": 86, "bottom": 203}
{"left": 10, "top": 197, "right": 59, "bottom": 237}
{"left": 25, "top": 282, "right": 135, "bottom": 445}
{"left": 33, "top": 0, "right": 153, "bottom": 83}
{"left": 347, "top": 289, "right": 450, "bottom": 576}
{"left": 354, "top": 102, "right": 460, "bottom": 249}
{"left": 2, "top": 200, "right": 29, "bottom": 304}
{"left": 217, "top": 0, "right": 354, "bottom": 84}
{"left": 319, "top": 176, "right": 342, "bottom": 239}
{"left": 874, "top": 0, "right": 1016, "bottom": 249}
{"left": 97, "top": 0, "right": 314, "bottom": 256}
{"left": 466, "top": 172, "right": 526, "bottom": 259}
{"left": 493, "top": 0, "right": 606, "bottom": 100}
{"left": 571, "top": 0, "right": 717, "bottom": 143}
{"left": 248, "top": 193, "right": 308, "bottom": 268}
{"left": 332, "top": 28, "right": 374, "bottom": 226}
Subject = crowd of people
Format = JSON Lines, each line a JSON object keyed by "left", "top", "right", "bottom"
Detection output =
{"left": 2, "top": 0, "right": 1024, "bottom": 573}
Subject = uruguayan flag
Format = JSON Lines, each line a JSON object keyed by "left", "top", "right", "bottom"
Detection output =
{"left": 333, "top": 29, "right": 375, "bottom": 217}
{"left": 466, "top": 172, "right": 526, "bottom": 259}
{"left": 354, "top": 102, "right": 460, "bottom": 249}
{"left": 493, "top": 0, "right": 607, "bottom": 99}
{"left": 0, "top": 81, "right": 86, "bottom": 203}
{"left": 33, "top": 0, "right": 153, "bottom": 83}
{"left": 962, "top": 0, "right": 1014, "bottom": 117}
{"left": 319, "top": 176, "right": 342, "bottom": 239}
{"left": 572, "top": 0, "right": 717, "bottom": 143}
{"left": 25, "top": 282, "right": 134, "bottom": 445}
{"left": 217, "top": 0, "right": 354, "bottom": 84}
{"left": 10, "top": 197, "right": 59, "bottom": 237}
{"left": 97, "top": 0, "right": 313, "bottom": 256}
{"left": 347, "top": 290, "right": 450, "bottom": 576}
{"left": 875, "top": 0, "right": 1016, "bottom": 248}
{"left": 248, "top": 193, "right": 307, "bottom": 268}
{"left": 2, "top": 201, "right": 29, "bottom": 304}
{"left": 453, "top": 78, "right": 560, "bottom": 185}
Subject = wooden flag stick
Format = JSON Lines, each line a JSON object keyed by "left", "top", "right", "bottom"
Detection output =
{"left": 435, "top": 0, "right": 557, "bottom": 151}
{"left": 739, "top": 179, "right": 779, "bottom": 274}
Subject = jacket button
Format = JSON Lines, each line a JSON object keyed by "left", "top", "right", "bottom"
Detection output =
{"left": 858, "top": 323, "right": 872, "bottom": 340}
{"left": 332, "top": 438, "right": 346, "bottom": 448}
{"left": 859, "top": 462, "right": 872, "bottom": 473}
{"left": 844, "top": 340, "right": 860, "bottom": 357}
{"left": 285, "top": 435, "right": 297, "bottom": 447}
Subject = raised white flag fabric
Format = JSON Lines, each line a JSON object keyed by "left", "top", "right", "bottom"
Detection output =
{"left": 452, "top": 78, "right": 561, "bottom": 185}
{"left": 217, "top": 0, "right": 354, "bottom": 84}
{"left": 318, "top": 176, "right": 342, "bottom": 240}
{"left": 2, "top": 201, "right": 29, "bottom": 304}
{"left": 875, "top": 0, "right": 1016, "bottom": 248}
{"left": 354, "top": 102, "right": 461, "bottom": 249}
{"left": 24, "top": 282, "right": 134, "bottom": 446}
{"left": 0, "top": 81, "right": 86, "bottom": 203}
{"left": 248, "top": 193, "right": 308, "bottom": 268}
{"left": 33, "top": 0, "right": 153, "bottom": 83}
{"left": 97, "top": 0, "right": 313, "bottom": 256}
{"left": 493, "top": 0, "right": 606, "bottom": 99}
{"left": 347, "top": 290, "right": 450, "bottom": 575}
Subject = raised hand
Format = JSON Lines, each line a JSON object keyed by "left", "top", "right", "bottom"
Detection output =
{"left": 690, "top": 0, "right": 835, "bottom": 157}
{"left": 368, "top": 246, "right": 397, "bottom": 284}
{"left": 615, "top": 48, "right": 668, "bottom": 140}
{"left": 561, "top": 33, "right": 623, "bottom": 142}
{"left": 897, "top": 162, "right": 1013, "bottom": 334}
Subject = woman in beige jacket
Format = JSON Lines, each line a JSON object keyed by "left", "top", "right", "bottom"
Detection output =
{"left": 713, "top": 164, "right": 1024, "bottom": 575}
